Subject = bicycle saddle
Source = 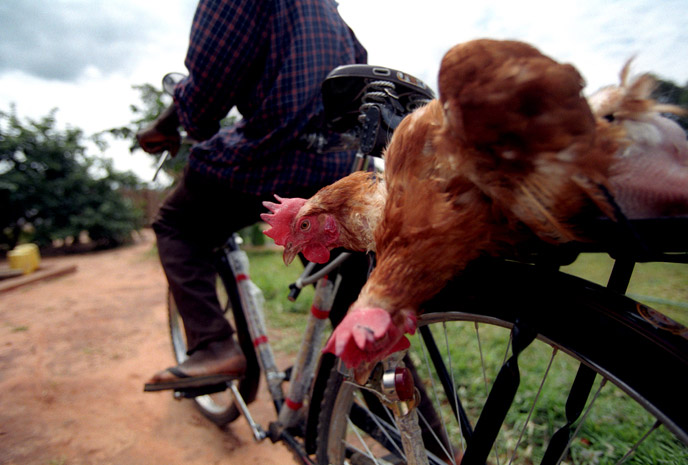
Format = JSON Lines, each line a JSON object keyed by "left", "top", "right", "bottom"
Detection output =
{"left": 321, "top": 65, "right": 436, "bottom": 156}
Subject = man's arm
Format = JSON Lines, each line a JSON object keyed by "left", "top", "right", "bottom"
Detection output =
{"left": 174, "top": 0, "right": 270, "bottom": 142}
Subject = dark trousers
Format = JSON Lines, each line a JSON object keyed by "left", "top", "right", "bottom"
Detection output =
{"left": 152, "top": 167, "right": 316, "bottom": 354}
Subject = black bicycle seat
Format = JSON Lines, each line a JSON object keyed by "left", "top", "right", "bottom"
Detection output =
{"left": 321, "top": 64, "right": 436, "bottom": 133}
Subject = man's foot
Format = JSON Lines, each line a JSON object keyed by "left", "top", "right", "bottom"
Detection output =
{"left": 144, "top": 338, "right": 247, "bottom": 391}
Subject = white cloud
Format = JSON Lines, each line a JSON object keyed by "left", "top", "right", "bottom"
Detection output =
{"left": 1, "top": 0, "right": 686, "bottom": 183}
{"left": 338, "top": 0, "right": 688, "bottom": 93}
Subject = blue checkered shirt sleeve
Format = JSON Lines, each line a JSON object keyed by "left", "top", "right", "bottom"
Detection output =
{"left": 173, "top": 0, "right": 368, "bottom": 195}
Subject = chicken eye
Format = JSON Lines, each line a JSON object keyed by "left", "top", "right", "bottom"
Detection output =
{"left": 299, "top": 219, "right": 311, "bottom": 231}
{"left": 604, "top": 113, "right": 615, "bottom": 122}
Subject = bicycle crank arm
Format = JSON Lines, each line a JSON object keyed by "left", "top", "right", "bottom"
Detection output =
{"left": 229, "top": 382, "right": 267, "bottom": 442}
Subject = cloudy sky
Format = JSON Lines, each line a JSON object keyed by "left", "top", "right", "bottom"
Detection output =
{"left": 1, "top": 0, "right": 686, "bottom": 184}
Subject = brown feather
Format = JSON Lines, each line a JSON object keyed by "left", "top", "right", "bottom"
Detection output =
{"left": 588, "top": 60, "right": 688, "bottom": 218}
{"left": 355, "top": 39, "right": 619, "bottom": 314}
{"left": 299, "top": 170, "right": 386, "bottom": 253}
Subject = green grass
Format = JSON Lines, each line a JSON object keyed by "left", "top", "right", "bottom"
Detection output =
{"left": 562, "top": 253, "right": 688, "bottom": 326}
{"left": 245, "top": 249, "right": 314, "bottom": 354}
{"left": 46, "top": 458, "right": 67, "bottom": 465}
{"left": 253, "top": 250, "right": 688, "bottom": 335}
{"left": 409, "top": 322, "right": 688, "bottom": 464}
{"left": 252, "top": 249, "right": 687, "bottom": 464}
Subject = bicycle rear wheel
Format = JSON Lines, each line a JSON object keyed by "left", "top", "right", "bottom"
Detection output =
{"left": 167, "top": 275, "right": 260, "bottom": 426}
{"left": 315, "top": 259, "right": 688, "bottom": 464}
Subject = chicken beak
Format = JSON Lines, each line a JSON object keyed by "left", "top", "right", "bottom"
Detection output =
{"left": 282, "top": 244, "right": 298, "bottom": 266}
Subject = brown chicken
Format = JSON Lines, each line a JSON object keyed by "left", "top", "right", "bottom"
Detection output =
{"left": 265, "top": 39, "right": 622, "bottom": 376}
{"left": 588, "top": 60, "right": 688, "bottom": 218}
{"left": 264, "top": 60, "right": 688, "bottom": 265}
{"left": 261, "top": 170, "right": 386, "bottom": 264}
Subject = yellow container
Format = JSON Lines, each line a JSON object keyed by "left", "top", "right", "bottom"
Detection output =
{"left": 7, "top": 243, "right": 41, "bottom": 275}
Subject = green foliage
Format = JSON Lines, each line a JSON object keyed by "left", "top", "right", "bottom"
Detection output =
{"left": 110, "top": 83, "right": 171, "bottom": 146}
{"left": 102, "top": 80, "right": 239, "bottom": 183}
{"left": 563, "top": 253, "right": 688, "bottom": 325}
{"left": 652, "top": 77, "right": 688, "bottom": 133}
{"left": 101, "top": 83, "right": 191, "bottom": 181}
{"left": 246, "top": 249, "right": 313, "bottom": 354}
{"left": 239, "top": 224, "right": 266, "bottom": 246}
{"left": 0, "top": 107, "right": 144, "bottom": 251}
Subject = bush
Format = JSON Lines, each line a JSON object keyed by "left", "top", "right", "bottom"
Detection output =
{"left": 0, "top": 108, "right": 144, "bottom": 252}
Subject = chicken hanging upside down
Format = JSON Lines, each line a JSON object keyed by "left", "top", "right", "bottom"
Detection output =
{"left": 261, "top": 170, "right": 386, "bottom": 265}
{"left": 262, "top": 39, "right": 686, "bottom": 380}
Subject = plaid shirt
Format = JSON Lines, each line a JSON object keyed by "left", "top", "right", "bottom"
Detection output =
{"left": 174, "top": 0, "right": 367, "bottom": 195}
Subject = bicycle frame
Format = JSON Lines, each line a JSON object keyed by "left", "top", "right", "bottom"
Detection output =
{"left": 213, "top": 233, "right": 352, "bottom": 449}
{"left": 215, "top": 232, "right": 439, "bottom": 465}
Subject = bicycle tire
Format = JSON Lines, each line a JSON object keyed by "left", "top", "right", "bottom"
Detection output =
{"left": 167, "top": 275, "right": 261, "bottom": 426}
{"left": 315, "top": 258, "right": 687, "bottom": 465}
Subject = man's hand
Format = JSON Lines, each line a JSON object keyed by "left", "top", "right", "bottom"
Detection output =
{"left": 136, "top": 104, "right": 182, "bottom": 157}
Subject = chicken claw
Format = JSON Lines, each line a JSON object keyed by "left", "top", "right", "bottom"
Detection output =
{"left": 323, "top": 307, "right": 417, "bottom": 370}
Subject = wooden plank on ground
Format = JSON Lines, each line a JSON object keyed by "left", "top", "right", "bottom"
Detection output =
{"left": 0, "top": 264, "right": 78, "bottom": 294}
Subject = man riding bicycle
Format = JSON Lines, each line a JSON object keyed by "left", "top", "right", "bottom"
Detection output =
{"left": 137, "top": 0, "right": 366, "bottom": 390}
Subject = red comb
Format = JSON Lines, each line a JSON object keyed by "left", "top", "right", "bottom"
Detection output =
{"left": 260, "top": 195, "right": 307, "bottom": 246}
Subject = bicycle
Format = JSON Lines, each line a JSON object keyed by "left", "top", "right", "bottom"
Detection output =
{"left": 147, "top": 65, "right": 688, "bottom": 465}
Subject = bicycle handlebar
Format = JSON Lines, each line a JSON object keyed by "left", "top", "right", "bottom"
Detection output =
{"left": 287, "top": 252, "right": 352, "bottom": 301}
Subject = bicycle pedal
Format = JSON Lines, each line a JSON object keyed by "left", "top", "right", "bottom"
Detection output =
{"left": 171, "top": 382, "right": 230, "bottom": 398}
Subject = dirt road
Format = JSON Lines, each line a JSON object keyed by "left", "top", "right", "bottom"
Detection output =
{"left": 0, "top": 231, "right": 294, "bottom": 465}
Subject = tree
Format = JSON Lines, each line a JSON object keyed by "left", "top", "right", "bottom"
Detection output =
{"left": 652, "top": 77, "right": 688, "bottom": 133}
{"left": 104, "top": 81, "right": 237, "bottom": 182}
{"left": 0, "top": 107, "right": 144, "bottom": 251}
{"left": 104, "top": 83, "right": 190, "bottom": 181}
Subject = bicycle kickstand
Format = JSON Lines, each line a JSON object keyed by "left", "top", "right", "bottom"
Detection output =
{"left": 229, "top": 381, "right": 268, "bottom": 442}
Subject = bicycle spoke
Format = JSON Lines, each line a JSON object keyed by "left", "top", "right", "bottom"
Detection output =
{"left": 616, "top": 420, "right": 661, "bottom": 465}
{"left": 502, "top": 330, "right": 513, "bottom": 365}
{"left": 494, "top": 327, "right": 519, "bottom": 465}
{"left": 462, "top": 322, "right": 536, "bottom": 465}
{"left": 474, "top": 322, "right": 505, "bottom": 465}
{"left": 474, "top": 322, "right": 490, "bottom": 397}
{"left": 358, "top": 394, "right": 407, "bottom": 460}
{"left": 559, "top": 378, "right": 608, "bottom": 465}
{"left": 417, "top": 409, "right": 457, "bottom": 465}
{"left": 420, "top": 325, "right": 474, "bottom": 441}
{"left": 378, "top": 397, "right": 401, "bottom": 437}
{"left": 472, "top": 321, "right": 500, "bottom": 465}
{"left": 348, "top": 417, "right": 384, "bottom": 465}
{"left": 419, "top": 335, "right": 452, "bottom": 450}
{"left": 442, "top": 321, "right": 465, "bottom": 456}
{"left": 507, "top": 347, "right": 558, "bottom": 465}
{"left": 541, "top": 363, "right": 598, "bottom": 465}
{"left": 345, "top": 390, "right": 406, "bottom": 462}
